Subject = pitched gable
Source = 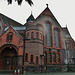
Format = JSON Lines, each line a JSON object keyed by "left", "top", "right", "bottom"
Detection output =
{"left": 1, "top": 26, "right": 22, "bottom": 38}
{"left": 32, "top": 6, "right": 62, "bottom": 28}
{"left": 38, "top": 7, "right": 54, "bottom": 17}
{"left": 0, "top": 26, "right": 23, "bottom": 47}
{"left": 62, "top": 27, "right": 71, "bottom": 38}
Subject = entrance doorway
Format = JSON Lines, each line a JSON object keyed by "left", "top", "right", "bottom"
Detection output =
{"left": 0, "top": 47, "right": 18, "bottom": 70}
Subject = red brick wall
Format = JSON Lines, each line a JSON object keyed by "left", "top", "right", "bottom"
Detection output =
{"left": 0, "top": 26, "right": 23, "bottom": 55}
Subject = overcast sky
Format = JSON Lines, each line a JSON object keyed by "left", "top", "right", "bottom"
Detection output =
{"left": 0, "top": 0, "right": 75, "bottom": 40}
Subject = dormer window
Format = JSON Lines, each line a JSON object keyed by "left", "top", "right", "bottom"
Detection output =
{"left": 7, "top": 32, "right": 13, "bottom": 41}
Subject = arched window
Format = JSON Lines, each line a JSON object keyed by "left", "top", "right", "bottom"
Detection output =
{"left": 55, "top": 30, "right": 60, "bottom": 48}
{"left": 49, "top": 53, "right": 52, "bottom": 62}
{"left": 27, "top": 32, "right": 29, "bottom": 39}
{"left": 46, "top": 23, "right": 51, "bottom": 47}
{"left": 36, "top": 56, "right": 39, "bottom": 64}
{"left": 7, "top": 32, "right": 13, "bottom": 41}
{"left": 36, "top": 32, "right": 38, "bottom": 39}
{"left": 57, "top": 53, "right": 60, "bottom": 63}
{"left": 44, "top": 52, "right": 47, "bottom": 64}
{"left": 31, "top": 32, "right": 34, "bottom": 39}
{"left": 53, "top": 53, "right": 56, "bottom": 62}
{"left": 30, "top": 54, "right": 33, "bottom": 62}
{"left": 40, "top": 33, "right": 42, "bottom": 39}
{"left": 25, "top": 53, "right": 28, "bottom": 61}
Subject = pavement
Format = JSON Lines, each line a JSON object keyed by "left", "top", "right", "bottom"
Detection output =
{"left": 0, "top": 72, "right": 75, "bottom": 75}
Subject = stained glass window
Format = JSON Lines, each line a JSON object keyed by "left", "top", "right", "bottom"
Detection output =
{"left": 46, "top": 23, "right": 51, "bottom": 47}
{"left": 55, "top": 30, "right": 59, "bottom": 48}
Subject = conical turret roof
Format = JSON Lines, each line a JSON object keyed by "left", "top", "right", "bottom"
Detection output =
{"left": 26, "top": 13, "right": 35, "bottom": 23}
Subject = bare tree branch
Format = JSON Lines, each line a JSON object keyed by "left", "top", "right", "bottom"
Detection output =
{"left": 7, "top": 0, "right": 33, "bottom": 6}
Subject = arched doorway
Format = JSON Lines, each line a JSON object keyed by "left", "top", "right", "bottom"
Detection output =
{"left": 0, "top": 47, "right": 18, "bottom": 70}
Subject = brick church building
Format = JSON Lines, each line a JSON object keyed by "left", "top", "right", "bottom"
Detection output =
{"left": 0, "top": 5, "right": 75, "bottom": 72}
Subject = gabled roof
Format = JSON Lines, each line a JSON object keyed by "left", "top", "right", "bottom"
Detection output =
{"left": 38, "top": 6, "right": 54, "bottom": 17}
{"left": 62, "top": 27, "right": 70, "bottom": 35}
{"left": 0, "top": 13, "right": 23, "bottom": 27}
{"left": 62, "top": 26, "right": 74, "bottom": 40}
{"left": 1, "top": 26, "right": 23, "bottom": 38}
{"left": 33, "top": 6, "right": 54, "bottom": 22}
{"left": 4, "top": 26, "right": 26, "bottom": 31}
{"left": 32, "top": 6, "right": 62, "bottom": 28}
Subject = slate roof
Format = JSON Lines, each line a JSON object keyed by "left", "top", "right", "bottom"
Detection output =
{"left": 4, "top": 26, "right": 26, "bottom": 31}
{"left": 38, "top": 6, "right": 54, "bottom": 17}
{"left": 62, "top": 27, "right": 71, "bottom": 36}
{"left": 0, "top": 13, "right": 24, "bottom": 27}
{"left": 26, "top": 14, "right": 35, "bottom": 23}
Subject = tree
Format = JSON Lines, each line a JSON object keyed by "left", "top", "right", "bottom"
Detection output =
{"left": 7, "top": 0, "right": 33, "bottom": 6}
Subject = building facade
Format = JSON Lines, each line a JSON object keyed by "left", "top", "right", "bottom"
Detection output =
{"left": 0, "top": 5, "right": 75, "bottom": 72}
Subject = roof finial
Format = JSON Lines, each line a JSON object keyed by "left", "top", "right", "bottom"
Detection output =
{"left": 46, "top": 4, "right": 48, "bottom": 7}
{"left": 66, "top": 24, "right": 67, "bottom": 28}
{"left": 31, "top": 11, "right": 32, "bottom": 15}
